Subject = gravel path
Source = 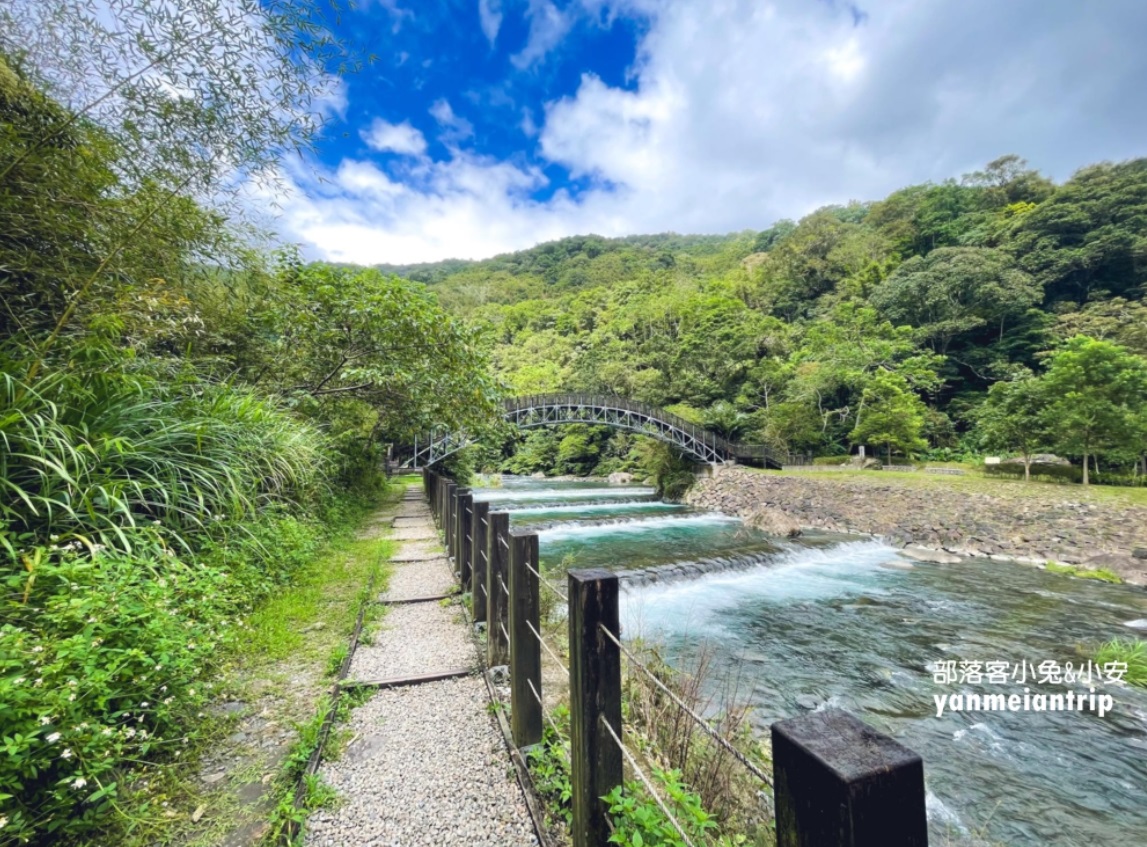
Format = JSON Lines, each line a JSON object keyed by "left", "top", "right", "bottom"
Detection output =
{"left": 393, "top": 542, "right": 448, "bottom": 562}
{"left": 349, "top": 602, "right": 474, "bottom": 680}
{"left": 303, "top": 488, "right": 539, "bottom": 847}
{"left": 381, "top": 558, "right": 455, "bottom": 602}
{"left": 305, "top": 677, "right": 538, "bottom": 847}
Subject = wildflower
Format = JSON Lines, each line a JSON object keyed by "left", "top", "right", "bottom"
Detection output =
{"left": 102, "top": 728, "right": 112, "bottom": 736}
{"left": 141, "top": 701, "right": 149, "bottom": 708}
{"left": 61, "top": 748, "right": 73, "bottom": 759}
{"left": 160, "top": 685, "right": 167, "bottom": 692}
{"left": 71, "top": 776, "right": 87, "bottom": 789}
{"left": 31, "top": 646, "right": 43, "bottom": 653}
{"left": 188, "top": 689, "right": 196, "bottom": 696}
{"left": 68, "top": 693, "right": 76, "bottom": 702}
{"left": 34, "top": 678, "right": 43, "bottom": 686}
{"left": 39, "top": 716, "right": 52, "bottom": 726}
{"left": 87, "top": 616, "right": 97, "bottom": 624}
{"left": 12, "top": 677, "right": 24, "bottom": 685}
{"left": 68, "top": 679, "right": 77, "bottom": 687}
{"left": 0, "top": 814, "right": 7, "bottom": 828}
{"left": 46, "top": 732, "right": 61, "bottom": 743}
{"left": 163, "top": 697, "right": 173, "bottom": 705}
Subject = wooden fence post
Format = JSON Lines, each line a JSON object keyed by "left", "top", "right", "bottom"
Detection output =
{"left": 771, "top": 709, "right": 928, "bottom": 847}
{"left": 508, "top": 529, "right": 541, "bottom": 747}
{"left": 471, "top": 501, "right": 490, "bottom": 623}
{"left": 487, "top": 515, "right": 511, "bottom": 666}
{"left": 568, "top": 569, "right": 622, "bottom": 847}
{"left": 456, "top": 490, "right": 473, "bottom": 588}
{"left": 445, "top": 482, "right": 457, "bottom": 560}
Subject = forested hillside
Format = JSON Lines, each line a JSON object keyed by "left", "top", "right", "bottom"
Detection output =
{"left": 382, "top": 156, "right": 1147, "bottom": 482}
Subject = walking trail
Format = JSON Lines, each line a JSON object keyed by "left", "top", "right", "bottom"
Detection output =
{"left": 305, "top": 485, "right": 540, "bottom": 847}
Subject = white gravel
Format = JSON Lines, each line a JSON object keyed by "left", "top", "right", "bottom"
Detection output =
{"left": 392, "top": 542, "right": 448, "bottom": 562}
{"left": 382, "top": 559, "right": 456, "bottom": 602}
{"left": 350, "top": 602, "right": 474, "bottom": 681}
{"left": 391, "top": 528, "right": 438, "bottom": 541}
{"left": 305, "top": 677, "right": 538, "bottom": 847}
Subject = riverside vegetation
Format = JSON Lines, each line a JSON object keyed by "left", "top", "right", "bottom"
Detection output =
{"left": 0, "top": 4, "right": 494, "bottom": 843}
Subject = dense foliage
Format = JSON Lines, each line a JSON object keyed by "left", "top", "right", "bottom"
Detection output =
{"left": 0, "top": 15, "right": 494, "bottom": 840}
{"left": 383, "top": 155, "right": 1147, "bottom": 481}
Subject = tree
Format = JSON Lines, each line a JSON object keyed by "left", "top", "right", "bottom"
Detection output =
{"left": 848, "top": 371, "right": 928, "bottom": 464}
{"left": 871, "top": 247, "right": 1041, "bottom": 354}
{"left": 1040, "top": 336, "right": 1147, "bottom": 484}
{"left": 975, "top": 374, "right": 1049, "bottom": 480}
{"left": 0, "top": 0, "right": 349, "bottom": 363}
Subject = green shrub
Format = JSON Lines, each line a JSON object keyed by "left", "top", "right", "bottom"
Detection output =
{"left": 604, "top": 768, "right": 745, "bottom": 847}
{"left": 0, "top": 366, "right": 328, "bottom": 564}
{"left": 0, "top": 551, "right": 225, "bottom": 841}
{"left": 1044, "top": 561, "right": 1122, "bottom": 583}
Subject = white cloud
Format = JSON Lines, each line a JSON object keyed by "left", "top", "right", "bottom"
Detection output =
{"left": 360, "top": 118, "right": 428, "bottom": 156}
{"left": 512, "top": 0, "right": 573, "bottom": 69}
{"left": 272, "top": 0, "right": 1147, "bottom": 264}
{"left": 429, "top": 98, "right": 475, "bottom": 143}
{"left": 478, "top": 0, "right": 504, "bottom": 46}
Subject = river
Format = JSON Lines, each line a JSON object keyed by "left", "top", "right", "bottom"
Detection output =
{"left": 471, "top": 476, "right": 1147, "bottom": 846}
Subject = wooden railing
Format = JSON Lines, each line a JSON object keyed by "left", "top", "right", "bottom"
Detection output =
{"left": 422, "top": 467, "right": 930, "bottom": 847}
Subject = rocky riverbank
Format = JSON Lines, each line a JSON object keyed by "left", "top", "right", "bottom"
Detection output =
{"left": 685, "top": 468, "right": 1147, "bottom": 586}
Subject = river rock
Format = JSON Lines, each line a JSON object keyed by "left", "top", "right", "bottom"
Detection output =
{"left": 608, "top": 472, "right": 634, "bottom": 484}
{"left": 900, "top": 547, "right": 963, "bottom": 564}
{"left": 743, "top": 506, "right": 802, "bottom": 538}
{"left": 1123, "top": 619, "right": 1147, "bottom": 630}
{"left": 1133, "top": 548, "right": 1147, "bottom": 559}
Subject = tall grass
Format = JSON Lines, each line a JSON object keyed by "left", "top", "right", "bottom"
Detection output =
{"left": 0, "top": 366, "right": 327, "bottom": 562}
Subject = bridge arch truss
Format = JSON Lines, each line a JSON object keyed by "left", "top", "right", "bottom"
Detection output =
{"left": 397, "top": 393, "right": 784, "bottom": 470}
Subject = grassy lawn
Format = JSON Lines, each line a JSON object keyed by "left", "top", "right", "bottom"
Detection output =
{"left": 748, "top": 466, "right": 1147, "bottom": 508}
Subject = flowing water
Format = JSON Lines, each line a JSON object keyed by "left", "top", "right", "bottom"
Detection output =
{"left": 472, "top": 476, "right": 1147, "bottom": 846}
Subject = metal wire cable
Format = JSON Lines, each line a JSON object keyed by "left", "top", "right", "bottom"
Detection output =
{"left": 524, "top": 559, "right": 569, "bottom": 602}
{"left": 526, "top": 619, "right": 569, "bottom": 672}
{"left": 597, "top": 624, "right": 772, "bottom": 787}
{"left": 500, "top": 621, "right": 511, "bottom": 643}
{"left": 598, "top": 715, "right": 699, "bottom": 847}
{"left": 498, "top": 575, "right": 510, "bottom": 598}
{"left": 527, "top": 678, "right": 568, "bottom": 753}
{"left": 499, "top": 534, "right": 510, "bottom": 550}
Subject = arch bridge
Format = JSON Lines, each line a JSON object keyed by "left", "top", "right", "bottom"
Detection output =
{"left": 396, "top": 393, "right": 786, "bottom": 470}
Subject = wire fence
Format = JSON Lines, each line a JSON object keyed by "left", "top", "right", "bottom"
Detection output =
{"left": 599, "top": 624, "right": 773, "bottom": 787}
{"left": 422, "top": 466, "right": 927, "bottom": 847}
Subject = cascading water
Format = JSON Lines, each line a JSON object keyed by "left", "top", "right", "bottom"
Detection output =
{"left": 471, "top": 476, "right": 1147, "bottom": 846}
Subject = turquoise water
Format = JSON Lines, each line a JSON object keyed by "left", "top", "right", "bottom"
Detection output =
{"left": 473, "top": 477, "right": 1147, "bottom": 846}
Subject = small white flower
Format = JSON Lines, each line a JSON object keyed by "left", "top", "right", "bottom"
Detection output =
{"left": 60, "top": 748, "right": 73, "bottom": 759}
{"left": 46, "top": 732, "right": 61, "bottom": 743}
{"left": 102, "top": 728, "right": 112, "bottom": 736}
{"left": 0, "top": 814, "right": 7, "bottom": 828}
{"left": 68, "top": 693, "right": 76, "bottom": 702}
{"left": 163, "top": 697, "right": 173, "bottom": 705}
{"left": 188, "top": 689, "right": 196, "bottom": 696}
{"left": 12, "top": 677, "right": 24, "bottom": 686}
{"left": 31, "top": 646, "right": 43, "bottom": 653}
{"left": 140, "top": 701, "right": 149, "bottom": 708}
{"left": 39, "top": 716, "right": 52, "bottom": 726}
{"left": 71, "top": 776, "right": 87, "bottom": 789}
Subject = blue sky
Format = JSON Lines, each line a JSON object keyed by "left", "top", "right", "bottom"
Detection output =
{"left": 268, "top": 0, "right": 1147, "bottom": 265}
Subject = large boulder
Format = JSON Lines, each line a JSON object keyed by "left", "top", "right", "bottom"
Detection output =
{"left": 608, "top": 472, "right": 634, "bottom": 484}
{"left": 744, "top": 506, "right": 802, "bottom": 538}
{"left": 1002, "top": 453, "right": 1070, "bottom": 465}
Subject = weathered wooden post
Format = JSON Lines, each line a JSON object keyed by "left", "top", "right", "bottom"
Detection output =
{"left": 771, "top": 709, "right": 928, "bottom": 847}
{"left": 568, "top": 569, "right": 622, "bottom": 847}
{"left": 508, "top": 528, "right": 540, "bottom": 747}
{"left": 487, "top": 515, "right": 511, "bottom": 666}
{"left": 456, "top": 490, "right": 473, "bottom": 588}
{"left": 445, "top": 482, "right": 457, "bottom": 561}
{"left": 471, "top": 501, "right": 490, "bottom": 623}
